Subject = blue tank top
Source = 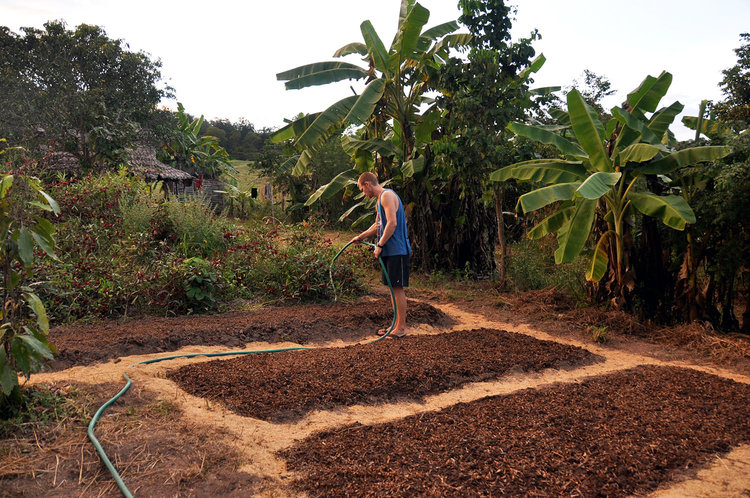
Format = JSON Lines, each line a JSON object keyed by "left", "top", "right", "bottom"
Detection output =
{"left": 377, "top": 189, "right": 411, "bottom": 257}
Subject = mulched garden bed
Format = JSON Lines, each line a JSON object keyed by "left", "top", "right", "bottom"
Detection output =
{"left": 167, "top": 328, "right": 602, "bottom": 422}
{"left": 281, "top": 365, "right": 750, "bottom": 497}
{"left": 47, "top": 298, "right": 453, "bottom": 370}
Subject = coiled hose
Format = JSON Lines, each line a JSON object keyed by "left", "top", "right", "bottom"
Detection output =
{"left": 87, "top": 240, "right": 395, "bottom": 497}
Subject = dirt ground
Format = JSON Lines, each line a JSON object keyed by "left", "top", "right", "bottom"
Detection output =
{"left": 2, "top": 285, "right": 750, "bottom": 496}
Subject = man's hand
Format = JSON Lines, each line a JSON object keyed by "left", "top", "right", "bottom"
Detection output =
{"left": 349, "top": 235, "right": 361, "bottom": 244}
{"left": 373, "top": 245, "right": 382, "bottom": 258}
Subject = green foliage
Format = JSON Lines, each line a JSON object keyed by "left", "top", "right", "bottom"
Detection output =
{"left": 272, "top": 0, "right": 470, "bottom": 200}
{"left": 590, "top": 325, "right": 609, "bottom": 344}
{"left": 0, "top": 383, "right": 84, "bottom": 425}
{"left": 0, "top": 21, "right": 171, "bottom": 168}
{"left": 179, "top": 257, "right": 220, "bottom": 312}
{"left": 498, "top": 72, "right": 732, "bottom": 306}
{"left": 34, "top": 172, "right": 363, "bottom": 322}
{"left": 0, "top": 147, "right": 60, "bottom": 404}
{"left": 161, "top": 196, "right": 228, "bottom": 257}
{"left": 714, "top": 33, "right": 750, "bottom": 127}
{"left": 505, "top": 237, "right": 587, "bottom": 303}
{"left": 162, "top": 103, "right": 233, "bottom": 178}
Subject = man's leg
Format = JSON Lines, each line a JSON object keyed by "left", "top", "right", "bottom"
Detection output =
{"left": 393, "top": 286, "right": 407, "bottom": 335}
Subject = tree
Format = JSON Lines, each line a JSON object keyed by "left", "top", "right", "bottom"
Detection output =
{"left": 426, "top": 0, "right": 546, "bottom": 277}
{"left": 162, "top": 103, "right": 232, "bottom": 178}
{"left": 271, "top": 1, "right": 472, "bottom": 256}
{"left": 714, "top": 33, "right": 750, "bottom": 127}
{"left": 0, "top": 21, "right": 172, "bottom": 168}
{"left": 494, "top": 72, "right": 731, "bottom": 308}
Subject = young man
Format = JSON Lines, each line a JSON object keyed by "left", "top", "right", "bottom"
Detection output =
{"left": 350, "top": 172, "right": 411, "bottom": 337}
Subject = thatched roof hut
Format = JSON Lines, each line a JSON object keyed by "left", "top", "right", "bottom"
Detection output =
{"left": 126, "top": 146, "right": 193, "bottom": 182}
{"left": 43, "top": 151, "right": 82, "bottom": 176}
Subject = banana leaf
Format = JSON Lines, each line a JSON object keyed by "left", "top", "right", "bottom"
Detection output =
{"left": 333, "top": 42, "right": 368, "bottom": 57}
{"left": 626, "top": 71, "right": 672, "bottom": 113}
{"left": 681, "top": 116, "right": 732, "bottom": 139}
{"left": 549, "top": 108, "right": 571, "bottom": 126}
{"left": 637, "top": 146, "right": 732, "bottom": 174}
{"left": 344, "top": 79, "right": 386, "bottom": 125}
{"left": 586, "top": 233, "right": 611, "bottom": 281}
{"left": 277, "top": 62, "right": 368, "bottom": 89}
{"left": 628, "top": 192, "right": 695, "bottom": 230}
{"left": 291, "top": 149, "right": 314, "bottom": 176}
{"left": 518, "top": 182, "right": 580, "bottom": 213}
{"left": 361, "top": 20, "right": 391, "bottom": 77}
{"left": 295, "top": 95, "right": 357, "bottom": 148}
{"left": 554, "top": 198, "right": 597, "bottom": 264}
{"left": 508, "top": 122, "right": 586, "bottom": 158}
{"left": 567, "top": 89, "right": 610, "bottom": 171}
{"left": 647, "top": 101, "right": 684, "bottom": 140}
{"left": 305, "top": 170, "right": 358, "bottom": 206}
{"left": 421, "top": 21, "right": 459, "bottom": 39}
{"left": 270, "top": 113, "right": 320, "bottom": 143}
{"left": 401, "top": 156, "right": 425, "bottom": 176}
{"left": 519, "top": 54, "right": 546, "bottom": 80}
{"left": 394, "top": 2, "right": 430, "bottom": 59}
{"left": 341, "top": 136, "right": 400, "bottom": 157}
{"left": 491, "top": 159, "right": 588, "bottom": 184}
{"left": 527, "top": 204, "right": 575, "bottom": 240}
{"left": 576, "top": 172, "right": 621, "bottom": 200}
{"left": 618, "top": 143, "right": 661, "bottom": 164}
{"left": 612, "top": 107, "right": 661, "bottom": 145}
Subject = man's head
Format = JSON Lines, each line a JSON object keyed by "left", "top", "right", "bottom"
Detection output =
{"left": 357, "top": 172, "right": 381, "bottom": 199}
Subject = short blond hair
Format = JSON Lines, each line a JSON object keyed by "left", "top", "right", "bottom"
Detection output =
{"left": 357, "top": 172, "right": 379, "bottom": 187}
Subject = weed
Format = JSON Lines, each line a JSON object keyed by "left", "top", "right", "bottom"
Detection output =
{"left": 590, "top": 325, "right": 609, "bottom": 344}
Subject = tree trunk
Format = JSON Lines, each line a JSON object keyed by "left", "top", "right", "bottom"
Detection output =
{"left": 494, "top": 185, "right": 506, "bottom": 287}
{"left": 406, "top": 177, "right": 496, "bottom": 277}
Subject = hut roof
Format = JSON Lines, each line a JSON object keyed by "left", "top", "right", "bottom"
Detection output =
{"left": 127, "top": 146, "right": 193, "bottom": 181}
{"left": 43, "top": 151, "right": 82, "bottom": 175}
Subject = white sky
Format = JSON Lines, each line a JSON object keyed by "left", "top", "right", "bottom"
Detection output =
{"left": 2, "top": 0, "right": 748, "bottom": 140}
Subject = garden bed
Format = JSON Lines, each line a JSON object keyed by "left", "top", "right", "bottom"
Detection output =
{"left": 281, "top": 365, "right": 750, "bottom": 497}
{"left": 167, "top": 328, "right": 602, "bottom": 422}
{"left": 47, "top": 297, "right": 452, "bottom": 370}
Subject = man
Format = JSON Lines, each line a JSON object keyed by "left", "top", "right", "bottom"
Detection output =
{"left": 350, "top": 172, "right": 411, "bottom": 338}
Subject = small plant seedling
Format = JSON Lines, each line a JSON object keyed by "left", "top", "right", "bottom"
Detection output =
{"left": 590, "top": 325, "right": 609, "bottom": 344}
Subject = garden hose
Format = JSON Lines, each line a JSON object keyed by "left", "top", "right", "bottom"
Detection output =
{"left": 87, "top": 240, "right": 397, "bottom": 497}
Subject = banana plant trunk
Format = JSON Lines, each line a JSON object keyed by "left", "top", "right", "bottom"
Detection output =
{"left": 495, "top": 186, "right": 507, "bottom": 287}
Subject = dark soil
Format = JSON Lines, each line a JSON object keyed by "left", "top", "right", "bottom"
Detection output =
{"left": 167, "top": 329, "right": 602, "bottom": 422}
{"left": 47, "top": 298, "right": 453, "bottom": 370}
{"left": 281, "top": 365, "right": 750, "bottom": 497}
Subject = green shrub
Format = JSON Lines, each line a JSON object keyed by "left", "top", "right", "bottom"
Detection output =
{"left": 163, "top": 196, "right": 228, "bottom": 257}
{"left": 178, "top": 257, "right": 221, "bottom": 312}
{"left": 505, "top": 237, "right": 588, "bottom": 303}
{"left": 35, "top": 173, "right": 364, "bottom": 322}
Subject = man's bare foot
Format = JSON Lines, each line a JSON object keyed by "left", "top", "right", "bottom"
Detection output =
{"left": 376, "top": 328, "right": 389, "bottom": 336}
{"left": 386, "top": 329, "right": 407, "bottom": 338}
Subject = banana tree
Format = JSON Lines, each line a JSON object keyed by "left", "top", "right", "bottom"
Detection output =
{"left": 492, "top": 71, "right": 732, "bottom": 303}
{"left": 271, "top": 0, "right": 471, "bottom": 220}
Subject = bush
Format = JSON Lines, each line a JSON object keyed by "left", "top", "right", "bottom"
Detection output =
{"left": 35, "top": 172, "right": 364, "bottom": 322}
{"left": 505, "top": 237, "right": 588, "bottom": 303}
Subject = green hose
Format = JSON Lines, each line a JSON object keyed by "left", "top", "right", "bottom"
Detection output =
{"left": 87, "top": 241, "right": 397, "bottom": 497}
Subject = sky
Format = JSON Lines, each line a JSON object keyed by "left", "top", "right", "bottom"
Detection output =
{"left": 2, "top": 0, "right": 748, "bottom": 140}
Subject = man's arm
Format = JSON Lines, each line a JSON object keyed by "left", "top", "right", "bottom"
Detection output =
{"left": 350, "top": 221, "right": 377, "bottom": 243}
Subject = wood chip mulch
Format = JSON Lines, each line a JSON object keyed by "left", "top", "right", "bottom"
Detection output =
{"left": 281, "top": 365, "right": 750, "bottom": 497}
{"left": 167, "top": 329, "right": 602, "bottom": 422}
{"left": 47, "top": 298, "right": 453, "bottom": 370}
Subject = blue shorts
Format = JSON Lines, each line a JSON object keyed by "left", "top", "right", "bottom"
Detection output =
{"left": 381, "top": 254, "right": 410, "bottom": 287}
